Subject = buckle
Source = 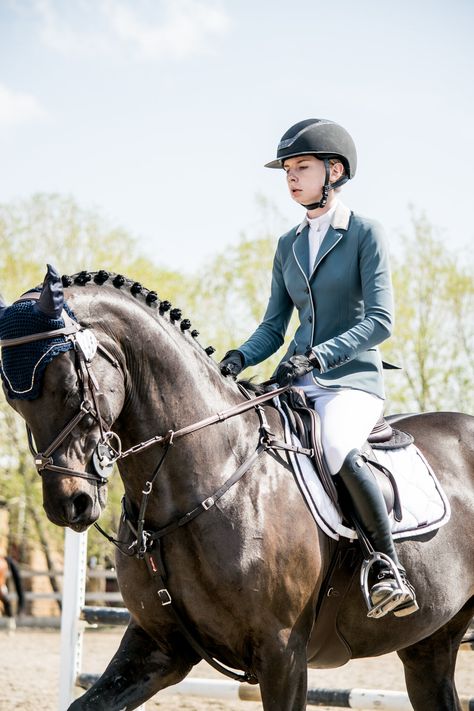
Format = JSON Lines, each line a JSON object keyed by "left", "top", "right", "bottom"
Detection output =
{"left": 202, "top": 497, "right": 215, "bottom": 510}
{"left": 158, "top": 588, "right": 172, "bottom": 606}
{"left": 35, "top": 454, "right": 52, "bottom": 471}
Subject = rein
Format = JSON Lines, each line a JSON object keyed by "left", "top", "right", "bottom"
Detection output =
{"left": 118, "top": 383, "right": 292, "bottom": 459}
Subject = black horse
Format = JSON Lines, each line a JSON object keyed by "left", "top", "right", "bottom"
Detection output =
{"left": 0, "top": 266, "right": 473, "bottom": 711}
{"left": 0, "top": 555, "right": 25, "bottom": 628}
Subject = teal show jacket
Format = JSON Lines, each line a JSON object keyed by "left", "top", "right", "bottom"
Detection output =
{"left": 237, "top": 202, "right": 393, "bottom": 399}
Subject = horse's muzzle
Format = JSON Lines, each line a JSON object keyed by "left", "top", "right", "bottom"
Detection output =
{"left": 43, "top": 487, "right": 104, "bottom": 531}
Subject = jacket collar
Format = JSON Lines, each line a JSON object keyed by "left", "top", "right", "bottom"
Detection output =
{"left": 296, "top": 200, "right": 351, "bottom": 234}
{"left": 292, "top": 202, "right": 352, "bottom": 280}
{"left": 331, "top": 201, "right": 351, "bottom": 230}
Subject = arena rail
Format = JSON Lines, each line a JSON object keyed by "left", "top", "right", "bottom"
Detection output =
{"left": 60, "top": 529, "right": 474, "bottom": 711}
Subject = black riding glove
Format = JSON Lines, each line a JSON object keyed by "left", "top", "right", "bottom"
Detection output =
{"left": 275, "top": 354, "right": 319, "bottom": 387}
{"left": 219, "top": 350, "right": 244, "bottom": 378}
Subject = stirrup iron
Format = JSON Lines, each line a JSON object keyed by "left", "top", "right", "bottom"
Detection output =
{"left": 360, "top": 552, "right": 406, "bottom": 619}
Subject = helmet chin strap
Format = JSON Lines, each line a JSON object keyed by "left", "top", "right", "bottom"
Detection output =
{"left": 302, "top": 158, "right": 349, "bottom": 211}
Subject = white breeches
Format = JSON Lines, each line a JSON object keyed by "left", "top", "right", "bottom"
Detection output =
{"left": 295, "top": 374, "right": 384, "bottom": 475}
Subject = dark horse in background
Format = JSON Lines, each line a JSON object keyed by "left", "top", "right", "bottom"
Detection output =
{"left": 0, "top": 555, "right": 25, "bottom": 629}
{"left": 0, "top": 266, "right": 473, "bottom": 710}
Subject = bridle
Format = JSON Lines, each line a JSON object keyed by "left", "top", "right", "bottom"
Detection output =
{"left": 25, "top": 343, "right": 123, "bottom": 484}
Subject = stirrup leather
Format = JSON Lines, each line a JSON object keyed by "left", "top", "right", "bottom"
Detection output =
{"left": 361, "top": 553, "right": 414, "bottom": 619}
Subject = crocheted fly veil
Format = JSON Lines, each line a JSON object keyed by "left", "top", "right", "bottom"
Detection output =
{"left": 0, "top": 265, "right": 76, "bottom": 400}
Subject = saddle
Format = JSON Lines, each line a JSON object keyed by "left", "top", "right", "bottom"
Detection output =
{"left": 278, "top": 387, "right": 413, "bottom": 520}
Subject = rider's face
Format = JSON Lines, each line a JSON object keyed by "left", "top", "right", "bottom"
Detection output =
{"left": 283, "top": 155, "right": 342, "bottom": 210}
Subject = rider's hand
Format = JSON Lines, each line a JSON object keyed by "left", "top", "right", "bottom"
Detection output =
{"left": 219, "top": 350, "right": 244, "bottom": 378}
{"left": 275, "top": 354, "right": 319, "bottom": 387}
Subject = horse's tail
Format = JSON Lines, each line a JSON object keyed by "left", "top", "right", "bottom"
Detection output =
{"left": 6, "top": 557, "right": 25, "bottom": 614}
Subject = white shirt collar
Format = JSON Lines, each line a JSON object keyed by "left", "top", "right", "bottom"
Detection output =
{"left": 296, "top": 201, "right": 339, "bottom": 235}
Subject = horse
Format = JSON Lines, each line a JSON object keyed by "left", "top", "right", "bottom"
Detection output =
{"left": 0, "top": 555, "right": 25, "bottom": 630}
{"left": 0, "top": 265, "right": 473, "bottom": 711}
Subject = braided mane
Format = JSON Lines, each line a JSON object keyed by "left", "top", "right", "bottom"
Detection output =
{"left": 61, "top": 269, "right": 217, "bottom": 360}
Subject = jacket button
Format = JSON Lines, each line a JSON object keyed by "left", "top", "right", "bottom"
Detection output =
{"left": 308, "top": 316, "right": 313, "bottom": 323}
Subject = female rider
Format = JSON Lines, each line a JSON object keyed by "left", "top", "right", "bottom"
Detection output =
{"left": 219, "top": 118, "right": 417, "bottom": 619}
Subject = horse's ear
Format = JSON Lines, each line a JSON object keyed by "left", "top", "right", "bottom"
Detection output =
{"left": 35, "top": 264, "right": 64, "bottom": 319}
{"left": 0, "top": 292, "right": 9, "bottom": 319}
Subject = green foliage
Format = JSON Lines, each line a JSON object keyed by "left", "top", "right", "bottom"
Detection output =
{"left": 0, "top": 193, "right": 138, "bottom": 298}
{"left": 381, "top": 209, "right": 474, "bottom": 413}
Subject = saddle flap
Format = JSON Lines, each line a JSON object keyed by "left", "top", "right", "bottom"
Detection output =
{"left": 275, "top": 387, "right": 414, "bottom": 529}
{"left": 280, "top": 387, "right": 339, "bottom": 506}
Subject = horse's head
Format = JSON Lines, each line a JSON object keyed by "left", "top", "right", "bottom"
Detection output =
{"left": 0, "top": 265, "right": 125, "bottom": 531}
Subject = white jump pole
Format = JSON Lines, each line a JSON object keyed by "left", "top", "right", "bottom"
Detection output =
{"left": 59, "top": 528, "right": 87, "bottom": 710}
{"left": 157, "top": 679, "right": 474, "bottom": 710}
{"left": 59, "top": 528, "right": 146, "bottom": 710}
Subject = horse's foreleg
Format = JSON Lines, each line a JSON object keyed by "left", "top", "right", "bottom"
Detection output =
{"left": 398, "top": 601, "right": 474, "bottom": 711}
{"left": 256, "top": 635, "right": 308, "bottom": 711}
{"left": 68, "top": 620, "right": 195, "bottom": 711}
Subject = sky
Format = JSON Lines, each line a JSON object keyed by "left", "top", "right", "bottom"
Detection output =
{"left": 1, "top": 0, "right": 473, "bottom": 273}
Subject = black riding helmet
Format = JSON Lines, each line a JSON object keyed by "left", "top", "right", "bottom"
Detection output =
{"left": 265, "top": 118, "right": 357, "bottom": 210}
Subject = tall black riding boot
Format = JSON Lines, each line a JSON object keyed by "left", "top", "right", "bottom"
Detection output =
{"left": 339, "top": 448, "right": 418, "bottom": 618}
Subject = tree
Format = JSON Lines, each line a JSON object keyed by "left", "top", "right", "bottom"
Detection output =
{"left": 381, "top": 210, "right": 474, "bottom": 413}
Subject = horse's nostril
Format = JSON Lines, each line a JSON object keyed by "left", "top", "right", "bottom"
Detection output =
{"left": 72, "top": 493, "right": 93, "bottom": 521}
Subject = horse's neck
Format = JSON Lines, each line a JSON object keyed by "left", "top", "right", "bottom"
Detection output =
{"left": 104, "top": 294, "right": 249, "bottom": 508}
{"left": 119, "top": 319, "right": 238, "bottom": 436}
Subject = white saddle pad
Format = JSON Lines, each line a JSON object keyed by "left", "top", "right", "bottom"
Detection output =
{"left": 281, "top": 410, "right": 451, "bottom": 542}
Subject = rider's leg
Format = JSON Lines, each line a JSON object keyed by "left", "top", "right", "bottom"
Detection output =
{"left": 296, "top": 380, "right": 417, "bottom": 618}
{"left": 339, "top": 448, "right": 417, "bottom": 617}
{"left": 296, "top": 377, "right": 382, "bottom": 475}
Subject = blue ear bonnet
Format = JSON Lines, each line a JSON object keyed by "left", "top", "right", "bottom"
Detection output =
{"left": 0, "top": 297, "right": 76, "bottom": 400}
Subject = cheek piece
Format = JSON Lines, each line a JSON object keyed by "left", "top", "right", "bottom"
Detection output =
{"left": 302, "top": 158, "right": 349, "bottom": 211}
{"left": 302, "top": 158, "right": 331, "bottom": 211}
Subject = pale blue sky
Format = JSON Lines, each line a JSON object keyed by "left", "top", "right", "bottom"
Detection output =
{"left": 1, "top": 0, "right": 473, "bottom": 272}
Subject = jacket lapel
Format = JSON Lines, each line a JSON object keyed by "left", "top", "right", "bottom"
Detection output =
{"left": 292, "top": 224, "right": 310, "bottom": 280}
{"left": 310, "top": 202, "right": 351, "bottom": 279}
{"left": 311, "top": 226, "right": 343, "bottom": 276}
